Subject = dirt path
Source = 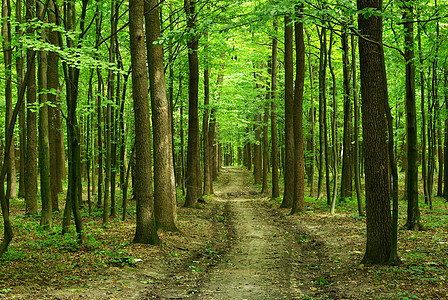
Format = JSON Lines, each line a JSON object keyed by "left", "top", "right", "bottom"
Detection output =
{"left": 197, "top": 167, "right": 294, "bottom": 299}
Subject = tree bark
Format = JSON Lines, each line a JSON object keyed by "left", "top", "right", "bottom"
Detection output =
{"left": 25, "top": 0, "right": 38, "bottom": 215}
{"left": 129, "top": 0, "right": 159, "bottom": 244}
{"left": 16, "top": 0, "right": 25, "bottom": 199}
{"left": 253, "top": 113, "right": 262, "bottom": 185}
{"left": 270, "top": 18, "right": 279, "bottom": 199}
{"left": 357, "top": 0, "right": 393, "bottom": 264}
{"left": 340, "top": 26, "right": 353, "bottom": 200}
{"left": 145, "top": 0, "right": 178, "bottom": 231}
{"left": 291, "top": 7, "right": 305, "bottom": 215}
{"left": 351, "top": 33, "right": 364, "bottom": 216}
{"left": 38, "top": 7, "right": 52, "bottom": 229}
{"left": 402, "top": 4, "right": 421, "bottom": 230}
{"left": 316, "top": 26, "right": 327, "bottom": 203}
{"left": 305, "top": 30, "right": 316, "bottom": 197}
{"left": 280, "top": 15, "right": 294, "bottom": 208}
{"left": 203, "top": 56, "right": 213, "bottom": 196}
{"left": 328, "top": 30, "right": 338, "bottom": 214}
{"left": 48, "top": 0, "right": 62, "bottom": 212}
{"left": 2, "top": 0, "right": 16, "bottom": 200}
{"left": 184, "top": 0, "right": 202, "bottom": 208}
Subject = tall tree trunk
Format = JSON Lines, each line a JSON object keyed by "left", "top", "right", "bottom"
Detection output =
{"left": 316, "top": 26, "right": 327, "bottom": 203}
{"left": 352, "top": 33, "right": 364, "bottom": 216}
{"left": 291, "top": 6, "right": 305, "bottom": 214}
{"left": 280, "top": 15, "right": 294, "bottom": 208}
{"left": 62, "top": 0, "right": 87, "bottom": 243}
{"left": 402, "top": 4, "right": 421, "bottom": 230}
{"left": 110, "top": 0, "right": 120, "bottom": 219}
{"left": 305, "top": 30, "right": 315, "bottom": 197}
{"left": 261, "top": 74, "right": 270, "bottom": 194}
{"left": 129, "top": 0, "right": 159, "bottom": 244}
{"left": 418, "top": 17, "right": 428, "bottom": 203}
{"left": 38, "top": 6, "right": 52, "bottom": 229}
{"left": 443, "top": 70, "right": 448, "bottom": 200}
{"left": 25, "top": 0, "right": 38, "bottom": 215}
{"left": 270, "top": 19, "right": 279, "bottom": 199}
{"left": 3, "top": 0, "right": 16, "bottom": 200}
{"left": 328, "top": 30, "right": 338, "bottom": 213}
{"left": 253, "top": 113, "right": 262, "bottom": 185}
{"left": 103, "top": 0, "right": 115, "bottom": 226}
{"left": 48, "top": 0, "right": 62, "bottom": 212}
{"left": 96, "top": 6, "right": 103, "bottom": 208}
{"left": 145, "top": 0, "right": 178, "bottom": 231}
{"left": 357, "top": 0, "right": 393, "bottom": 264}
{"left": 340, "top": 26, "right": 353, "bottom": 200}
{"left": 184, "top": 0, "right": 202, "bottom": 208}
{"left": 16, "top": 0, "right": 25, "bottom": 199}
{"left": 202, "top": 35, "right": 213, "bottom": 195}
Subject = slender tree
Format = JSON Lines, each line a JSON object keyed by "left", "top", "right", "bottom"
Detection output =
{"left": 38, "top": 3, "right": 51, "bottom": 229}
{"left": 25, "top": 0, "right": 38, "bottom": 215}
{"left": 351, "top": 33, "right": 364, "bottom": 216}
{"left": 2, "top": 0, "right": 16, "bottom": 200}
{"left": 291, "top": 7, "right": 305, "bottom": 214}
{"left": 184, "top": 0, "right": 202, "bottom": 208}
{"left": 48, "top": 0, "right": 62, "bottom": 212}
{"left": 305, "top": 30, "right": 316, "bottom": 197}
{"left": 16, "top": 0, "right": 25, "bottom": 199}
{"left": 340, "top": 24, "right": 353, "bottom": 200}
{"left": 203, "top": 34, "right": 213, "bottom": 196}
{"left": 145, "top": 0, "right": 178, "bottom": 231}
{"left": 280, "top": 15, "right": 294, "bottom": 208}
{"left": 270, "top": 19, "right": 280, "bottom": 199}
{"left": 129, "top": 0, "right": 159, "bottom": 244}
{"left": 402, "top": 2, "right": 421, "bottom": 230}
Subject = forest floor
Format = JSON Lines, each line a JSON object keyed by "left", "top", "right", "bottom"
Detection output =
{"left": 1, "top": 166, "right": 448, "bottom": 299}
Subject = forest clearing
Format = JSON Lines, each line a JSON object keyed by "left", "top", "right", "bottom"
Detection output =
{"left": 1, "top": 167, "right": 447, "bottom": 299}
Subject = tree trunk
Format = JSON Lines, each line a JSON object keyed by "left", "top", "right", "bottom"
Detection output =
{"left": 2, "top": 0, "right": 16, "bottom": 200}
{"left": 402, "top": 4, "right": 421, "bottom": 230}
{"left": 38, "top": 9, "right": 52, "bottom": 229}
{"left": 48, "top": 0, "right": 62, "bottom": 212}
{"left": 129, "top": 0, "right": 159, "bottom": 244}
{"left": 316, "top": 26, "right": 327, "bottom": 203}
{"left": 328, "top": 30, "right": 338, "bottom": 214}
{"left": 280, "top": 15, "right": 294, "bottom": 209}
{"left": 261, "top": 82, "right": 270, "bottom": 194}
{"left": 291, "top": 7, "right": 305, "bottom": 215}
{"left": 184, "top": 0, "right": 202, "bottom": 208}
{"left": 270, "top": 18, "right": 279, "bottom": 199}
{"left": 443, "top": 70, "right": 448, "bottom": 200}
{"left": 357, "top": 0, "right": 393, "bottom": 264}
{"left": 305, "top": 30, "right": 316, "bottom": 197}
{"left": 340, "top": 26, "right": 353, "bottom": 200}
{"left": 25, "top": 0, "right": 38, "bottom": 215}
{"left": 145, "top": 0, "right": 178, "bottom": 231}
{"left": 352, "top": 33, "right": 364, "bottom": 216}
{"left": 202, "top": 34, "right": 213, "bottom": 195}
{"left": 16, "top": 0, "right": 25, "bottom": 199}
{"left": 253, "top": 113, "right": 262, "bottom": 185}
{"left": 62, "top": 0, "right": 87, "bottom": 244}
{"left": 418, "top": 19, "right": 428, "bottom": 203}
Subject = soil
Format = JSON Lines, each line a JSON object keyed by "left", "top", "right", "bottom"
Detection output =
{"left": 1, "top": 166, "right": 447, "bottom": 299}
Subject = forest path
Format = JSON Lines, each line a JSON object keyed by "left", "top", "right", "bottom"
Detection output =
{"left": 197, "top": 167, "right": 293, "bottom": 299}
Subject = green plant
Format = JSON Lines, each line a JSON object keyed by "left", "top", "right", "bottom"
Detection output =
{"left": 107, "top": 249, "right": 136, "bottom": 267}
{"left": 315, "top": 275, "right": 329, "bottom": 286}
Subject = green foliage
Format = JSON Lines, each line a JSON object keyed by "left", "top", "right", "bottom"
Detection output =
{"left": 315, "top": 275, "right": 329, "bottom": 285}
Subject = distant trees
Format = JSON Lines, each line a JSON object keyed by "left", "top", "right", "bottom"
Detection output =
{"left": 0, "top": 0, "right": 447, "bottom": 267}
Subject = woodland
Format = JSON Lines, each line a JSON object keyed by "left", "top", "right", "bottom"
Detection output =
{"left": 0, "top": 0, "right": 447, "bottom": 298}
